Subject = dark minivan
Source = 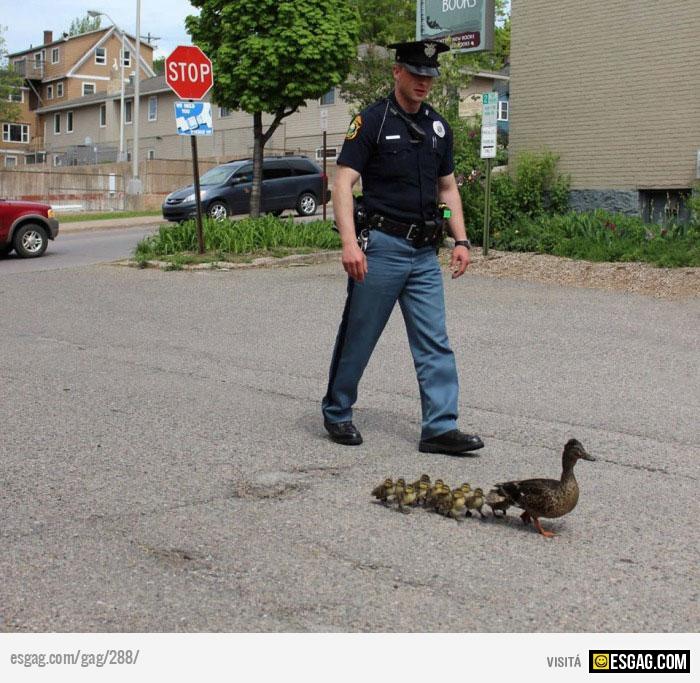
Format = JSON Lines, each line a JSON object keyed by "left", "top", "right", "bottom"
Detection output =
{"left": 162, "top": 155, "right": 329, "bottom": 222}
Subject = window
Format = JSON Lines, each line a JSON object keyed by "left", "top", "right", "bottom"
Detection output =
{"left": 219, "top": 107, "right": 230, "bottom": 118}
{"left": 47, "top": 84, "right": 53, "bottom": 99}
{"left": 82, "top": 82, "right": 96, "bottom": 96}
{"left": 95, "top": 47, "right": 107, "bottom": 65}
{"left": 53, "top": 154, "right": 61, "bottom": 167}
{"left": 53, "top": 113, "right": 61, "bottom": 134}
{"left": 498, "top": 100, "right": 509, "bottom": 121}
{"left": 99, "top": 103, "right": 107, "bottom": 127}
{"left": 4, "top": 156, "right": 18, "bottom": 168}
{"left": 148, "top": 96, "right": 157, "bottom": 121}
{"left": 51, "top": 47, "right": 60, "bottom": 64}
{"left": 315, "top": 147, "right": 338, "bottom": 162}
{"left": 26, "top": 152, "right": 46, "bottom": 164}
{"left": 232, "top": 165, "right": 253, "bottom": 183}
{"left": 8, "top": 88, "right": 23, "bottom": 103}
{"left": 66, "top": 111, "right": 73, "bottom": 133}
{"left": 56, "top": 81, "right": 64, "bottom": 98}
{"left": 262, "top": 162, "right": 293, "bottom": 180}
{"left": 147, "top": 149, "right": 155, "bottom": 160}
{"left": 121, "top": 49, "right": 131, "bottom": 67}
{"left": 125, "top": 99, "right": 133, "bottom": 124}
{"left": 319, "top": 88, "right": 335, "bottom": 106}
{"left": 2, "top": 123, "right": 29, "bottom": 143}
{"left": 34, "top": 51, "right": 44, "bottom": 68}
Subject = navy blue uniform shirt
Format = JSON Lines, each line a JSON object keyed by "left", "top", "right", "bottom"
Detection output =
{"left": 337, "top": 92, "right": 454, "bottom": 224}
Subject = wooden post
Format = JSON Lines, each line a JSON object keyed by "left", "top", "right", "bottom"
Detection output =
{"left": 191, "top": 135, "right": 205, "bottom": 255}
{"left": 322, "top": 130, "right": 327, "bottom": 221}
{"left": 483, "top": 157, "right": 492, "bottom": 257}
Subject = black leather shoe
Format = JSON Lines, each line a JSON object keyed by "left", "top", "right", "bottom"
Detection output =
{"left": 419, "top": 429, "right": 484, "bottom": 455}
{"left": 324, "top": 421, "right": 363, "bottom": 446}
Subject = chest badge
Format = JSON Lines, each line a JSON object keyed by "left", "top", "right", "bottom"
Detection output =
{"left": 345, "top": 114, "right": 362, "bottom": 140}
{"left": 433, "top": 120, "right": 445, "bottom": 138}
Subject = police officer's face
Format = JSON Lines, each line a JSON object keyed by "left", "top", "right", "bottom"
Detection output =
{"left": 393, "top": 65, "right": 435, "bottom": 111}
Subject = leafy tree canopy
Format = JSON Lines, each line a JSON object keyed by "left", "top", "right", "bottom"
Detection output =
{"left": 186, "top": 0, "right": 359, "bottom": 216}
{"left": 0, "top": 26, "right": 23, "bottom": 122}
{"left": 340, "top": 1, "right": 510, "bottom": 115}
{"left": 352, "top": 0, "right": 415, "bottom": 44}
{"left": 152, "top": 57, "right": 164, "bottom": 75}
{"left": 67, "top": 14, "right": 102, "bottom": 37}
{"left": 187, "top": 0, "right": 358, "bottom": 117}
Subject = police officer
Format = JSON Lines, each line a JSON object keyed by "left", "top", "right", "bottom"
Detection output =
{"left": 322, "top": 40, "right": 484, "bottom": 456}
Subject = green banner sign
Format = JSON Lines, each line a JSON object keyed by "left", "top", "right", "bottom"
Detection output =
{"left": 416, "top": 0, "right": 495, "bottom": 53}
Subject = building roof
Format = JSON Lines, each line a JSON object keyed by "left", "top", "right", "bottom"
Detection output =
{"left": 35, "top": 75, "right": 170, "bottom": 113}
{"left": 8, "top": 27, "right": 154, "bottom": 58}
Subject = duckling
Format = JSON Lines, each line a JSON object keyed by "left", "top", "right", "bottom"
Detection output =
{"left": 485, "top": 488, "right": 511, "bottom": 517}
{"left": 425, "top": 478, "right": 445, "bottom": 509}
{"left": 458, "top": 482, "right": 472, "bottom": 497}
{"left": 411, "top": 474, "right": 431, "bottom": 506}
{"left": 372, "top": 478, "right": 395, "bottom": 506}
{"left": 494, "top": 439, "right": 595, "bottom": 538}
{"left": 447, "top": 486, "right": 467, "bottom": 519}
{"left": 464, "top": 487, "right": 486, "bottom": 518}
{"left": 393, "top": 478, "right": 407, "bottom": 507}
{"left": 397, "top": 484, "right": 418, "bottom": 513}
{"left": 433, "top": 485, "right": 454, "bottom": 516}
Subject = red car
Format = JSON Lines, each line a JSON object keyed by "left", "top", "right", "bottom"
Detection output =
{"left": 0, "top": 199, "right": 59, "bottom": 258}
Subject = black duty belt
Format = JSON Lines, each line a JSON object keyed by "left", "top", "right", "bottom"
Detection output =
{"left": 368, "top": 214, "right": 443, "bottom": 248}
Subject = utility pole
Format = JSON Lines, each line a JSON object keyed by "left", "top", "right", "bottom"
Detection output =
{"left": 127, "top": 0, "right": 143, "bottom": 197}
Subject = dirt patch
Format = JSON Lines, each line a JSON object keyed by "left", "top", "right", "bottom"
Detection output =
{"left": 445, "top": 248, "right": 699, "bottom": 300}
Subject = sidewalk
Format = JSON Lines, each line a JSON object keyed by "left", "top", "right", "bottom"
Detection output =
{"left": 60, "top": 215, "right": 167, "bottom": 234}
{"left": 60, "top": 208, "right": 335, "bottom": 234}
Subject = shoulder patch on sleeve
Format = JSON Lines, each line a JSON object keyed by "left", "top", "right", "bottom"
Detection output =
{"left": 345, "top": 114, "right": 362, "bottom": 140}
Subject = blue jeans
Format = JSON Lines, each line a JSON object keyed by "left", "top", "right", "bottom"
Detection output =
{"left": 322, "top": 229, "right": 459, "bottom": 439}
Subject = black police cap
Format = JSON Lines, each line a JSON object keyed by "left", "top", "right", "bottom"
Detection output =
{"left": 388, "top": 40, "right": 450, "bottom": 77}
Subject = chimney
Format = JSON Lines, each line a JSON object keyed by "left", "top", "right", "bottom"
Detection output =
{"left": 43, "top": 30, "right": 53, "bottom": 45}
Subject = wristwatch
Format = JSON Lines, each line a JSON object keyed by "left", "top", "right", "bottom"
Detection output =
{"left": 453, "top": 239, "right": 472, "bottom": 250}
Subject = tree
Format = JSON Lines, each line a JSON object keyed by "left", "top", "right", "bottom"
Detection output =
{"left": 187, "top": 0, "right": 359, "bottom": 217}
{"left": 152, "top": 57, "right": 164, "bottom": 75}
{"left": 0, "top": 26, "right": 23, "bottom": 122}
{"left": 337, "top": 45, "right": 394, "bottom": 114}
{"left": 353, "top": 0, "right": 414, "bottom": 44}
{"left": 67, "top": 14, "right": 102, "bottom": 36}
{"left": 341, "top": 0, "right": 510, "bottom": 117}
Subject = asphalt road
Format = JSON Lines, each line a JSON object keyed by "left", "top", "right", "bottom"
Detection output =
{"left": 0, "top": 225, "right": 158, "bottom": 274}
{"left": 0, "top": 252, "right": 698, "bottom": 632}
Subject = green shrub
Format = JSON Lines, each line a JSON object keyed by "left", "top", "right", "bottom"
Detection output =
{"left": 492, "top": 210, "right": 700, "bottom": 267}
{"left": 135, "top": 215, "right": 340, "bottom": 258}
{"left": 456, "top": 145, "right": 570, "bottom": 246}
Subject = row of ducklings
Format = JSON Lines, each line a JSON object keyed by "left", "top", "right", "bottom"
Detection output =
{"left": 371, "top": 475, "right": 509, "bottom": 519}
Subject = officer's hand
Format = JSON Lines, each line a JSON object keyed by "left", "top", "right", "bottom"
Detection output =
{"left": 342, "top": 242, "right": 368, "bottom": 283}
{"left": 450, "top": 245, "right": 470, "bottom": 279}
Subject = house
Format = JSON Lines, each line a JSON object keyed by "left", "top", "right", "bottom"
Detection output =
{"left": 33, "top": 77, "right": 356, "bottom": 172}
{"left": 458, "top": 66, "right": 510, "bottom": 135}
{"left": 509, "top": 0, "right": 700, "bottom": 222}
{"left": 2, "top": 27, "right": 155, "bottom": 167}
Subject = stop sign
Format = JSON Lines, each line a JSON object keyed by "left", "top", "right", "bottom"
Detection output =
{"left": 165, "top": 45, "right": 213, "bottom": 100}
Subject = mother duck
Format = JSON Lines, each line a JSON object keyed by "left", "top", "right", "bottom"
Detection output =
{"left": 494, "top": 439, "right": 595, "bottom": 537}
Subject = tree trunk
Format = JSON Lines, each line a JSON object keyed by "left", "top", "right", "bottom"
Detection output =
{"left": 250, "top": 111, "right": 264, "bottom": 218}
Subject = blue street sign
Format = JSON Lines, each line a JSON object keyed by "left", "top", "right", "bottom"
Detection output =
{"left": 175, "top": 101, "right": 213, "bottom": 136}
